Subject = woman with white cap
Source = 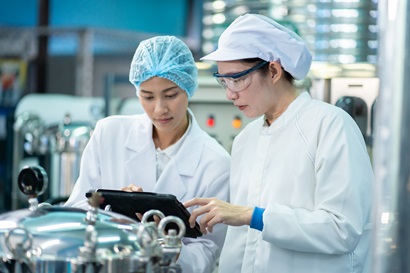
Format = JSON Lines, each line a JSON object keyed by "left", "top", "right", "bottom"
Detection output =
{"left": 65, "top": 35, "right": 230, "bottom": 273}
{"left": 185, "top": 14, "right": 373, "bottom": 273}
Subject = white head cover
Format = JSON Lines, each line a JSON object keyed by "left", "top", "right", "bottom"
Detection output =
{"left": 201, "top": 14, "right": 312, "bottom": 80}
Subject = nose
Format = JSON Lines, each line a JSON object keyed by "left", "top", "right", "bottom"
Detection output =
{"left": 154, "top": 98, "right": 169, "bottom": 115}
{"left": 226, "top": 88, "right": 239, "bottom": 102}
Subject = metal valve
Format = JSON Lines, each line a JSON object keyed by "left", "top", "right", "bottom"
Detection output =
{"left": 157, "top": 216, "right": 185, "bottom": 272}
{"left": 17, "top": 166, "right": 49, "bottom": 211}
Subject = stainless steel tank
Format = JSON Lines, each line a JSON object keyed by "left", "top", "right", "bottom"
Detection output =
{"left": 0, "top": 166, "right": 185, "bottom": 273}
{"left": 12, "top": 112, "right": 95, "bottom": 207}
{"left": 50, "top": 114, "right": 94, "bottom": 200}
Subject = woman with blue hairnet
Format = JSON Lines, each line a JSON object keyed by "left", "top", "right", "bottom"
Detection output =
{"left": 65, "top": 36, "right": 230, "bottom": 273}
{"left": 184, "top": 14, "right": 373, "bottom": 273}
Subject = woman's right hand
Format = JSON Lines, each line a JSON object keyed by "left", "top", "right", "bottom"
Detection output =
{"left": 121, "top": 184, "right": 151, "bottom": 223}
{"left": 121, "top": 184, "right": 143, "bottom": 192}
{"left": 184, "top": 197, "right": 253, "bottom": 235}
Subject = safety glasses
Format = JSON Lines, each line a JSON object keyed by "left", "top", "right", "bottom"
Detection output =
{"left": 213, "top": 61, "right": 268, "bottom": 92}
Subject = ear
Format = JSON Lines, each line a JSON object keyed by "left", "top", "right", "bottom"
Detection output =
{"left": 269, "top": 62, "right": 282, "bottom": 82}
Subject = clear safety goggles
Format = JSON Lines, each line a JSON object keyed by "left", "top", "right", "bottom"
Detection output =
{"left": 213, "top": 61, "right": 268, "bottom": 92}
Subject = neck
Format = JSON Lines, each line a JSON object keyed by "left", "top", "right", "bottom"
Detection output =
{"left": 153, "top": 115, "right": 189, "bottom": 150}
{"left": 265, "top": 86, "right": 301, "bottom": 125}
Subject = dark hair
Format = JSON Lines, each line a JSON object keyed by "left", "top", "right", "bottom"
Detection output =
{"left": 242, "top": 58, "right": 294, "bottom": 84}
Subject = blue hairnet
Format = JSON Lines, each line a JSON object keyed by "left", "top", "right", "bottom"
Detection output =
{"left": 129, "top": 36, "right": 198, "bottom": 99}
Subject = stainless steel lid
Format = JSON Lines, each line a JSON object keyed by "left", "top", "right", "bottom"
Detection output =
{"left": 1, "top": 166, "right": 186, "bottom": 273}
{"left": 0, "top": 206, "right": 141, "bottom": 260}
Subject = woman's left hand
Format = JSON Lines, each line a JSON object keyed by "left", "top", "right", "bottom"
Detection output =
{"left": 121, "top": 184, "right": 143, "bottom": 192}
{"left": 184, "top": 197, "right": 253, "bottom": 235}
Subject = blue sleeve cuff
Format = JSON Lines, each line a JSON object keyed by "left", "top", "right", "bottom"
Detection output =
{"left": 250, "top": 207, "right": 265, "bottom": 231}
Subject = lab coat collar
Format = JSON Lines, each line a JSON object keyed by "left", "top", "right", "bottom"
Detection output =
{"left": 171, "top": 109, "right": 204, "bottom": 177}
{"left": 124, "top": 113, "right": 157, "bottom": 192}
{"left": 124, "top": 110, "right": 205, "bottom": 167}
{"left": 123, "top": 110, "right": 204, "bottom": 199}
{"left": 125, "top": 113, "right": 153, "bottom": 152}
{"left": 261, "top": 91, "right": 311, "bottom": 134}
{"left": 155, "top": 159, "right": 187, "bottom": 200}
{"left": 155, "top": 122, "right": 203, "bottom": 198}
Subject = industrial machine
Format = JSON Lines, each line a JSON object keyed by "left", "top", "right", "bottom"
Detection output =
{"left": 0, "top": 166, "right": 185, "bottom": 273}
{"left": 330, "top": 77, "right": 379, "bottom": 146}
{"left": 189, "top": 77, "right": 255, "bottom": 152}
{"left": 11, "top": 94, "right": 104, "bottom": 209}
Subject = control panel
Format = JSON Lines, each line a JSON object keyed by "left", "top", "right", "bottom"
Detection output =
{"left": 189, "top": 77, "right": 255, "bottom": 152}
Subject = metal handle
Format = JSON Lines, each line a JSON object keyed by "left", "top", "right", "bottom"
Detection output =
{"left": 158, "top": 216, "right": 185, "bottom": 240}
{"left": 5, "top": 227, "right": 33, "bottom": 254}
{"left": 136, "top": 222, "right": 160, "bottom": 255}
{"left": 141, "top": 209, "right": 165, "bottom": 224}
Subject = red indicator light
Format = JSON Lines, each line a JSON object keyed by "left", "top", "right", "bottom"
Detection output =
{"left": 206, "top": 115, "right": 215, "bottom": 127}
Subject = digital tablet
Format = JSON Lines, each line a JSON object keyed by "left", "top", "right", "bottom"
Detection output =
{"left": 85, "top": 189, "right": 202, "bottom": 238}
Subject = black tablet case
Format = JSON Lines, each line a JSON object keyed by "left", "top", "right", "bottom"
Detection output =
{"left": 85, "top": 189, "right": 202, "bottom": 238}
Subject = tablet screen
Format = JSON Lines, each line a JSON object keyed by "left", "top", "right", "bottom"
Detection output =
{"left": 85, "top": 189, "right": 202, "bottom": 238}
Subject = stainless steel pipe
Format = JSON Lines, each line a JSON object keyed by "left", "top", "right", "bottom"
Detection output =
{"left": 372, "top": 0, "right": 410, "bottom": 272}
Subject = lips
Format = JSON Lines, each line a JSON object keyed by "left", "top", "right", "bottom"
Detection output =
{"left": 156, "top": 117, "right": 173, "bottom": 124}
{"left": 234, "top": 104, "right": 246, "bottom": 111}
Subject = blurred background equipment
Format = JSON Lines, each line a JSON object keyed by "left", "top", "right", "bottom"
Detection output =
{"left": 11, "top": 94, "right": 103, "bottom": 209}
{"left": 201, "top": 0, "right": 378, "bottom": 65}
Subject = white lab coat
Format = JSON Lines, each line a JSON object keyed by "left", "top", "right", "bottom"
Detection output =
{"left": 219, "top": 92, "right": 373, "bottom": 273}
{"left": 64, "top": 109, "right": 230, "bottom": 273}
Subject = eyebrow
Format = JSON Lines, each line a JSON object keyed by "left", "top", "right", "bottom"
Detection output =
{"left": 140, "top": 85, "right": 180, "bottom": 94}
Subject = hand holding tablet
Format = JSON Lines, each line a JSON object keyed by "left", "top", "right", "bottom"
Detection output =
{"left": 86, "top": 189, "right": 202, "bottom": 238}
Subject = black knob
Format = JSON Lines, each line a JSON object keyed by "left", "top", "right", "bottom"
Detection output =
{"left": 18, "top": 166, "right": 48, "bottom": 197}
{"left": 335, "top": 96, "right": 366, "bottom": 117}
